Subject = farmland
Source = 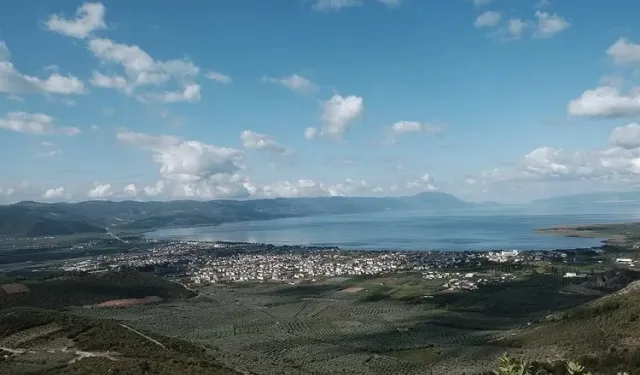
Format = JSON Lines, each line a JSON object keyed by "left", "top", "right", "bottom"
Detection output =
{"left": 68, "top": 270, "right": 621, "bottom": 375}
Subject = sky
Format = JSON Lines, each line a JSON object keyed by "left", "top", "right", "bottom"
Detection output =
{"left": 0, "top": 0, "right": 639, "bottom": 204}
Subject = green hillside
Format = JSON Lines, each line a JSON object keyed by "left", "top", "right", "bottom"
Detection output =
{"left": 0, "top": 270, "right": 195, "bottom": 311}
{"left": 0, "top": 307, "right": 239, "bottom": 375}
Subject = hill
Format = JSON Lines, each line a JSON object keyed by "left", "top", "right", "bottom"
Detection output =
{"left": 0, "top": 307, "right": 239, "bottom": 375}
{"left": 0, "top": 270, "right": 196, "bottom": 311}
{"left": 0, "top": 192, "right": 475, "bottom": 236}
{"left": 503, "top": 270, "right": 640, "bottom": 374}
{"left": 0, "top": 205, "right": 105, "bottom": 237}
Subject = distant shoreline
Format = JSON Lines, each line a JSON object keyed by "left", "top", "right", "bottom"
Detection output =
{"left": 535, "top": 222, "right": 638, "bottom": 245}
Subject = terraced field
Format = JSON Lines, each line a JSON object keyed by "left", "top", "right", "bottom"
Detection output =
{"left": 70, "top": 280, "right": 532, "bottom": 375}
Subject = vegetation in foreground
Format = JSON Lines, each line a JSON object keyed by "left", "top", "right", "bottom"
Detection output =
{"left": 0, "top": 307, "right": 239, "bottom": 375}
{"left": 0, "top": 269, "right": 195, "bottom": 310}
{"left": 487, "top": 354, "right": 631, "bottom": 375}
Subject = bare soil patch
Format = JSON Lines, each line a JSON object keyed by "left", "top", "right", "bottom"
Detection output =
{"left": 1, "top": 283, "right": 30, "bottom": 295}
{"left": 93, "top": 296, "right": 162, "bottom": 307}
{"left": 341, "top": 286, "right": 364, "bottom": 293}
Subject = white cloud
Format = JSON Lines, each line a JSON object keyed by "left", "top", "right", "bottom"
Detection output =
{"left": 262, "top": 74, "right": 317, "bottom": 94}
{"left": 144, "top": 181, "right": 165, "bottom": 197}
{"left": 478, "top": 130, "right": 640, "bottom": 184}
{"left": 205, "top": 71, "right": 232, "bottom": 84}
{"left": 308, "top": 94, "right": 364, "bottom": 140}
{"left": 154, "top": 83, "right": 201, "bottom": 103}
{"left": 475, "top": 11, "right": 501, "bottom": 28}
{"left": 87, "top": 183, "right": 113, "bottom": 198}
{"left": 240, "top": 130, "right": 289, "bottom": 155}
{"left": 473, "top": 0, "right": 494, "bottom": 6}
{"left": 260, "top": 178, "right": 371, "bottom": 198}
{"left": 534, "top": 11, "right": 570, "bottom": 38}
{"left": 405, "top": 174, "right": 438, "bottom": 191}
{"left": 90, "top": 71, "right": 131, "bottom": 94}
{"left": 46, "top": 2, "right": 107, "bottom": 39}
{"left": 0, "top": 41, "right": 86, "bottom": 96}
{"left": 607, "top": 38, "right": 640, "bottom": 65}
{"left": 568, "top": 86, "right": 640, "bottom": 118}
{"left": 0, "top": 112, "right": 81, "bottom": 136}
{"left": 123, "top": 183, "right": 138, "bottom": 196}
{"left": 384, "top": 121, "right": 443, "bottom": 144}
{"left": 304, "top": 127, "right": 318, "bottom": 140}
{"left": 0, "top": 42, "right": 10, "bottom": 61}
{"left": 42, "top": 187, "right": 66, "bottom": 199}
{"left": 507, "top": 19, "right": 528, "bottom": 39}
{"left": 34, "top": 141, "right": 62, "bottom": 158}
{"left": 376, "top": 0, "right": 401, "bottom": 7}
{"left": 313, "top": 0, "right": 362, "bottom": 11}
{"left": 609, "top": 123, "right": 640, "bottom": 150}
{"left": 71, "top": 18, "right": 201, "bottom": 103}
{"left": 90, "top": 124, "right": 100, "bottom": 130}
{"left": 117, "top": 131, "right": 251, "bottom": 199}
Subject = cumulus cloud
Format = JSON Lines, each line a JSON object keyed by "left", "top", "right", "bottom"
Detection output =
{"left": 568, "top": 86, "right": 640, "bottom": 118}
{"left": 90, "top": 71, "right": 131, "bottom": 94}
{"left": 45, "top": 2, "right": 107, "bottom": 39}
{"left": 153, "top": 83, "right": 201, "bottom": 103}
{"left": 607, "top": 38, "right": 640, "bottom": 65}
{"left": 240, "top": 130, "right": 289, "bottom": 155}
{"left": 304, "top": 127, "right": 318, "bottom": 140}
{"left": 533, "top": 11, "right": 570, "bottom": 38}
{"left": 87, "top": 37, "right": 200, "bottom": 102}
{"left": 262, "top": 74, "right": 317, "bottom": 94}
{"left": 117, "top": 131, "right": 252, "bottom": 199}
{"left": 312, "top": 0, "right": 362, "bottom": 11}
{"left": 34, "top": 141, "right": 62, "bottom": 157}
{"left": 260, "top": 178, "right": 371, "bottom": 198}
{"left": 0, "top": 41, "right": 86, "bottom": 96}
{"left": 489, "top": 11, "right": 569, "bottom": 41}
{"left": 609, "top": 123, "right": 640, "bottom": 150}
{"left": 384, "top": 121, "right": 443, "bottom": 144}
{"left": 376, "top": 0, "right": 401, "bottom": 7}
{"left": 475, "top": 11, "right": 501, "bottom": 28}
{"left": 205, "top": 71, "right": 232, "bottom": 84}
{"left": 306, "top": 94, "right": 364, "bottom": 140}
{"left": 405, "top": 174, "right": 438, "bottom": 191}
{"left": 42, "top": 187, "right": 66, "bottom": 199}
{"left": 144, "top": 181, "right": 165, "bottom": 197}
{"left": 46, "top": 4, "right": 202, "bottom": 103}
{"left": 0, "top": 112, "right": 81, "bottom": 136}
{"left": 477, "top": 124, "right": 640, "bottom": 184}
{"left": 123, "top": 183, "right": 138, "bottom": 196}
{"left": 87, "top": 183, "right": 113, "bottom": 198}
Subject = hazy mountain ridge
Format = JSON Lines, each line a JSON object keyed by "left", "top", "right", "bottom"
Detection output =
{"left": 0, "top": 192, "right": 473, "bottom": 236}
{"left": 532, "top": 191, "right": 640, "bottom": 206}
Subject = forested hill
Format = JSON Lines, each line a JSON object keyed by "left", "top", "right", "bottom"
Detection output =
{"left": 0, "top": 192, "right": 474, "bottom": 237}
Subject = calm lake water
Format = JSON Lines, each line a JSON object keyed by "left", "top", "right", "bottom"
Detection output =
{"left": 145, "top": 207, "right": 640, "bottom": 251}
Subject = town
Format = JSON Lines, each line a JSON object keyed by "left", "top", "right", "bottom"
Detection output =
{"left": 54, "top": 238, "right": 587, "bottom": 291}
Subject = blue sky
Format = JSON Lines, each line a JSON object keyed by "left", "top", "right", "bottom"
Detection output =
{"left": 0, "top": 0, "right": 639, "bottom": 203}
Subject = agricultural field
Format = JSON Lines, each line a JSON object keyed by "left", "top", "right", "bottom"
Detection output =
{"left": 68, "top": 271, "right": 620, "bottom": 375}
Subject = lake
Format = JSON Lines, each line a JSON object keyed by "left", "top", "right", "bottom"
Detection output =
{"left": 144, "top": 207, "right": 640, "bottom": 251}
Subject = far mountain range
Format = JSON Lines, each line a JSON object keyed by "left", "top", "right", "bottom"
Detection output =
{"left": 0, "top": 190, "right": 638, "bottom": 237}
{"left": 0, "top": 192, "right": 473, "bottom": 237}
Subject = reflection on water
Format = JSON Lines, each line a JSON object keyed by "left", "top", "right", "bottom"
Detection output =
{"left": 145, "top": 207, "right": 640, "bottom": 251}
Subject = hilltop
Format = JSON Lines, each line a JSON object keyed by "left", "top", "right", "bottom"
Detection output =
{"left": 0, "top": 192, "right": 474, "bottom": 237}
